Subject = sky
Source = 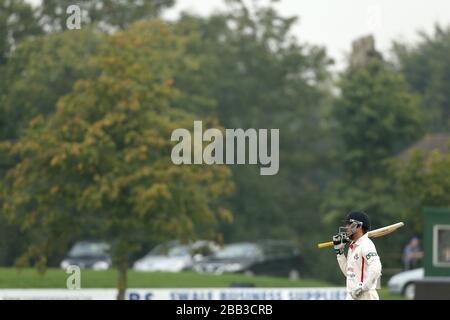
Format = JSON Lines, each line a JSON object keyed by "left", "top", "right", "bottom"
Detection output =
{"left": 28, "top": 0, "right": 450, "bottom": 70}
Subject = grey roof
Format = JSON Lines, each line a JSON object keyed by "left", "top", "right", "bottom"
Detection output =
{"left": 397, "top": 133, "right": 450, "bottom": 161}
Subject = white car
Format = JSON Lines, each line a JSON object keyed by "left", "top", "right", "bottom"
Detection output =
{"left": 133, "top": 241, "right": 219, "bottom": 272}
{"left": 387, "top": 268, "right": 424, "bottom": 299}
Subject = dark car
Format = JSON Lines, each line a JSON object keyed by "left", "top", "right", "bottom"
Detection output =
{"left": 192, "top": 240, "right": 302, "bottom": 279}
{"left": 60, "top": 241, "right": 111, "bottom": 270}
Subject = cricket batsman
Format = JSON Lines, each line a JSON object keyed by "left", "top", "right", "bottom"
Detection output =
{"left": 333, "top": 211, "right": 382, "bottom": 300}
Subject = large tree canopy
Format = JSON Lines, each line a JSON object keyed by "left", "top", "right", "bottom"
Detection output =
{"left": 175, "top": 1, "right": 335, "bottom": 245}
{"left": 393, "top": 148, "right": 450, "bottom": 232}
{"left": 1, "top": 20, "right": 233, "bottom": 299}
{"left": 394, "top": 24, "right": 450, "bottom": 131}
{"left": 0, "top": 28, "right": 103, "bottom": 140}
{"left": 38, "top": 0, "right": 175, "bottom": 31}
{"left": 333, "top": 61, "right": 423, "bottom": 176}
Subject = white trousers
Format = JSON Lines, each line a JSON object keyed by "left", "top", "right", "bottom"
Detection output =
{"left": 346, "top": 290, "right": 379, "bottom": 300}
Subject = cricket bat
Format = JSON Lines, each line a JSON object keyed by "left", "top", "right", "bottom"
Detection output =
{"left": 317, "top": 222, "right": 404, "bottom": 249}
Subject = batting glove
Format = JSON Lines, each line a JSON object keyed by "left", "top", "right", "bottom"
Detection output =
{"left": 350, "top": 282, "right": 364, "bottom": 299}
{"left": 333, "top": 233, "right": 348, "bottom": 255}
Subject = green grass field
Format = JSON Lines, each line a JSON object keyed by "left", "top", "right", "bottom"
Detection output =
{"left": 0, "top": 268, "right": 403, "bottom": 300}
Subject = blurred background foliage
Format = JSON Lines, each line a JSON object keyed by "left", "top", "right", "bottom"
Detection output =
{"left": 0, "top": 0, "right": 449, "bottom": 286}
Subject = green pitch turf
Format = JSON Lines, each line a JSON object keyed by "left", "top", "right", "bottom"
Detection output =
{"left": 0, "top": 268, "right": 403, "bottom": 299}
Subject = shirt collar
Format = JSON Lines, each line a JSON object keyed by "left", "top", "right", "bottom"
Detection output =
{"left": 349, "top": 233, "right": 368, "bottom": 249}
{"left": 355, "top": 232, "right": 368, "bottom": 245}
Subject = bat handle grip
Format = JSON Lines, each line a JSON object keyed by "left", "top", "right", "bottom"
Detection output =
{"left": 317, "top": 241, "right": 334, "bottom": 249}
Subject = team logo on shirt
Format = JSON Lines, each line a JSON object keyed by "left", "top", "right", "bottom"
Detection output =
{"left": 354, "top": 254, "right": 359, "bottom": 260}
{"left": 366, "top": 252, "right": 378, "bottom": 260}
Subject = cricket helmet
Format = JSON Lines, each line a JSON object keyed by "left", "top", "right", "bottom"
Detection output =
{"left": 344, "top": 211, "right": 371, "bottom": 233}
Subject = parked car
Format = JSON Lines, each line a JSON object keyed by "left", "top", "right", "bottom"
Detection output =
{"left": 60, "top": 241, "right": 111, "bottom": 270}
{"left": 133, "top": 240, "right": 219, "bottom": 272}
{"left": 387, "top": 268, "right": 424, "bottom": 299}
{"left": 192, "top": 240, "right": 302, "bottom": 279}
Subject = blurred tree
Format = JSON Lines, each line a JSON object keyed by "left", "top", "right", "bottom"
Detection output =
{"left": 37, "top": 0, "right": 175, "bottom": 32}
{"left": 0, "top": 212, "right": 29, "bottom": 266}
{"left": 0, "top": 28, "right": 103, "bottom": 141}
{"left": 394, "top": 24, "right": 450, "bottom": 131}
{"left": 0, "top": 30, "right": 103, "bottom": 266}
{"left": 0, "top": 0, "right": 174, "bottom": 140}
{"left": 332, "top": 61, "right": 423, "bottom": 177}
{"left": 0, "top": 21, "right": 102, "bottom": 265}
{"left": 0, "top": 0, "right": 42, "bottom": 65}
{"left": 392, "top": 149, "right": 450, "bottom": 232}
{"left": 175, "top": 0, "right": 335, "bottom": 247}
{"left": 1, "top": 21, "right": 233, "bottom": 299}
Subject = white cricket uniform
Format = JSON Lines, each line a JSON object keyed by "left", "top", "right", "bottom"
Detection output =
{"left": 336, "top": 233, "right": 382, "bottom": 300}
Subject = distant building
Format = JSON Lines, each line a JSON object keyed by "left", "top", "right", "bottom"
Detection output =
{"left": 349, "top": 35, "right": 383, "bottom": 70}
{"left": 397, "top": 133, "right": 450, "bottom": 162}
